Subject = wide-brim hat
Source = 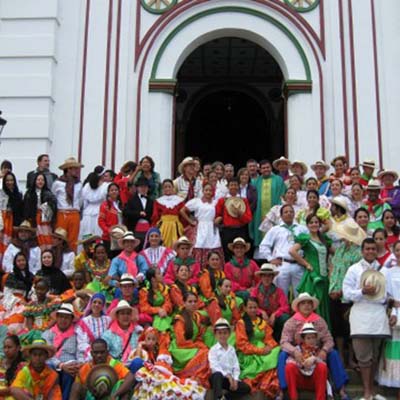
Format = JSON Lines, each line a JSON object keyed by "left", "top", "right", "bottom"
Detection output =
{"left": 110, "top": 299, "right": 133, "bottom": 320}
{"left": 56, "top": 303, "right": 75, "bottom": 316}
{"left": 52, "top": 227, "right": 68, "bottom": 242}
{"left": 214, "top": 318, "right": 231, "bottom": 331}
{"left": 178, "top": 157, "right": 195, "bottom": 174}
{"left": 292, "top": 292, "right": 319, "bottom": 312}
{"left": 378, "top": 170, "right": 399, "bottom": 181}
{"left": 58, "top": 157, "right": 84, "bottom": 170}
{"left": 256, "top": 263, "right": 279, "bottom": 276}
{"left": 330, "top": 155, "right": 347, "bottom": 167}
{"left": 330, "top": 196, "right": 349, "bottom": 213}
{"left": 109, "top": 224, "right": 128, "bottom": 240}
{"left": 13, "top": 220, "right": 36, "bottom": 233}
{"left": 173, "top": 236, "right": 193, "bottom": 251}
{"left": 87, "top": 364, "right": 118, "bottom": 398}
{"left": 119, "top": 273, "right": 136, "bottom": 286}
{"left": 117, "top": 231, "right": 140, "bottom": 249}
{"left": 272, "top": 156, "right": 291, "bottom": 170}
{"left": 310, "top": 160, "right": 330, "bottom": 171}
{"left": 290, "top": 160, "right": 308, "bottom": 175}
{"left": 360, "top": 159, "right": 376, "bottom": 170}
{"left": 78, "top": 234, "right": 101, "bottom": 246}
{"left": 22, "top": 339, "right": 56, "bottom": 359}
{"left": 366, "top": 179, "right": 382, "bottom": 191}
{"left": 300, "top": 322, "right": 318, "bottom": 337}
{"left": 331, "top": 219, "right": 367, "bottom": 246}
{"left": 360, "top": 269, "right": 386, "bottom": 301}
{"left": 227, "top": 237, "right": 251, "bottom": 253}
{"left": 225, "top": 196, "right": 246, "bottom": 218}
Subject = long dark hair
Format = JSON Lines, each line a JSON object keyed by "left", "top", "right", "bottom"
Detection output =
{"left": 383, "top": 209, "right": 400, "bottom": 236}
{"left": 306, "top": 213, "right": 328, "bottom": 248}
{"left": 217, "top": 278, "right": 230, "bottom": 310}
{"left": 12, "top": 252, "right": 33, "bottom": 299}
{"left": 174, "top": 264, "right": 190, "bottom": 298}
{"left": 24, "top": 173, "right": 50, "bottom": 223}
{"left": 4, "top": 335, "right": 23, "bottom": 385}
{"left": 243, "top": 297, "right": 259, "bottom": 340}
{"left": 2, "top": 172, "right": 23, "bottom": 225}
{"left": 83, "top": 166, "right": 105, "bottom": 189}
{"left": 206, "top": 251, "right": 221, "bottom": 291}
{"left": 306, "top": 189, "right": 320, "bottom": 213}
{"left": 106, "top": 183, "right": 122, "bottom": 209}
{"left": 146, "top": 268, "right": 157, "bottom": 306}
{"left": 181, "top": 291, "right": 197, "bottom": 340}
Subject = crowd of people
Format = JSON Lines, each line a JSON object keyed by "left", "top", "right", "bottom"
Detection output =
{"left": 0, "top": 153, "right": 399, "bottom": 400}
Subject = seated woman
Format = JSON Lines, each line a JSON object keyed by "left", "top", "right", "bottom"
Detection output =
{"left": 279, "top": 293, "right": 349, "bottom": 400}
{"left": 224, "top": 237, "right": 259, "bottom": 300}
{"left": 51, "top": 227, "right": 75, "bottom": 278}
{"left": 139, "top": 227, "right": 175, "bottom": 274}
{"left": 139, "top": 268, "right": 173, "bottom": 332}
{"left": 235, "top": 297, "right": 280, "bottom": 398}
{"left": 250, "top": 263, "right": 290, "bottom": 342}
{"left": 4, "top": 252, "right": 34, "bottom": 301}
{"left": 169, "top": 292, "right": 210, "bottom": 388}
{"left": 164, "top": 236, "right": 201, "bottom": 286}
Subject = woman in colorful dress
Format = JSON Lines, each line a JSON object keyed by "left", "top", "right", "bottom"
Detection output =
{"left": 152, "top": 179, "right": 185, "bottom": 248}
{"left": 139, "top": 268, "right": 173, "bottom": 332}
{"left": 289, "top": 214, "right": 333, "bottom": 328}
{"left": 180, "top": 183, "right": 223, "bottom": 267}
{"left": 169, "top": 292, "right": 210, "bottom": 387}
{"left": 23, "top": 172, "right": 57, "bottom": 250}
{"left": 139, "top": 227, "right": 175, "bottom": 274}
{"left": 354, "top": 207, "right": 373, "bottom": 237}
{"left": 133, "top": 156, "right": 162, "bottom": 201}
{"left": 382, "top": 209, "right": 400, "bottom": 249}
{"left": 330, "top": 156, "right": 349, "bottom": 184}
{"left": 296, "top": 190, "right": 330, "bottom": 226}
{"left": 235, "top": 297, "right": 280, "bottom": 398}
{"left": 374, "top": 228, "right": 392, "bottom": 267}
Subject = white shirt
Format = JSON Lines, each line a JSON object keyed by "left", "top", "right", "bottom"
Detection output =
{"left": 61, "top": 251, "right": 75, "bottom": 278}
{"left": 259, "top": 223, "right": 308, "bottom": 261}
{"left": 3, "top": 243, "right": 41, "bottom": 275}
{"left": 208, "top": 342, "right": 241, "bottom": 380}
{"left": 51, "top": 180, "right": 82, "bottom": 210}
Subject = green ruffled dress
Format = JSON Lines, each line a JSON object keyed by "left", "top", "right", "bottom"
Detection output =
{"left": 152, "top": 290, "right": 173, "bottom": 332}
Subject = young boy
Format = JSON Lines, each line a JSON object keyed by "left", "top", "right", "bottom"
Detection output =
{"left": 208, "top": 318, "right": 250, "bottom": 400}
{"left": 285, "top": 323, "right": 328, "bottom": 400}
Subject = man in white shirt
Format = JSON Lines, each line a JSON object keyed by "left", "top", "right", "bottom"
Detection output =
{"left": 258, "top": 204, "right": 308, "bottom": 296}
{"left": 208, "top": 318, "right": 250, "bottom": 400}
{"left": 51, "top": 157, "right": 84, "bottom": 252}
{"left": 343, "top": 238, "right": 397, "bottom": 400}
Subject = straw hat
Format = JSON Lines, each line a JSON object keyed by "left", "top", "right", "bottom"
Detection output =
{"left": 110, "top": 300, "right": 133, "bottom": 320}
{"left": 52, "top": 227, "right": 68, "bottom": 242}
{"left": 290, "top": 160, "right": 308, "bottom": 175}
{"left": 78, "top": 234, "right": 101, "bottom": 246}
{"left": 117, "top": 231, "right": 140, "bottom": 249}
{"left": 310, "top": 160, "right": 330, "bottom": 171}
{"left": 58, "top": 157, "right": 84, "bottom": 170}
{"left": 300, "top": 322, "right": 318, "bottom": 336}
{"left": 225, "top": 197, "right": 246, "bottom": 218}
{"left": 330, "top": 155, "right": 347, "bottom": 167}
{"left": 227, "top": 237, "right": 251, "bottom": 253}
{"left": 56, "top": 303, "right": 75, "bottom": 316}
{"left": 272, "top": 156, "right": 291, "bottom": 170}
{"left": 22, "top": 339, "right": 56, "bottom": 359}
{"left": 13, "top": 220, "right": 36, "bottom": 233}
{"left": 360, "top": 159, "right": 376, "bottom": 170}
{"left": 109, "top": 224, "right": 127, "bottom": 240}
{"left": 255, "top": 263, "right": 279, "bottom": 276}
{"left": 378, "top": 170, "right": 399, "bottom": 181}
{"left": 291, "top": 292, "right": 319, "bottom": 312}
{"left": 119, "top": 273, "right": 136, "bottom": 286}
{"left": 331, "top": 219, "right": 367, "bottom": 246}
{"left": 87, "top": 364, "right": 118, "bottom": 399}
{"left": 330, "top": 196, "right": 349, "bottom": 213}
{"left": 366, "top": 179, "right": 382, "bottom": 190}
{"left": 214, "top": 318, "right": 231, "bottom": 331}
{"left": 178, "top": 157, "right": 195, "bottom": 174}
{"left": 360, "top": 269, "right": 386, "bottom": 301}
{"left": 173, "top": 236, "right": 192, "bottom": 251}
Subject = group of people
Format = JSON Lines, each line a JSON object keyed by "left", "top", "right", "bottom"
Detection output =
{"left": 0, "top": 153, "right": 399, "bottom": 400}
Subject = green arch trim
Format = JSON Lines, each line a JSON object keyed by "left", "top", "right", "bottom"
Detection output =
{"left": 150, "top": 6, "right": 312, "bottom": 82}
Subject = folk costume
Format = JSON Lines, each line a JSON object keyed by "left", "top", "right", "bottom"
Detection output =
{"left": 140, "top": 243, "right": 175, "bottom": 275}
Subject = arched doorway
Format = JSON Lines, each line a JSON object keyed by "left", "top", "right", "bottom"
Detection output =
{"left": 175, "top": 37, "right": 284, "bottom": 171}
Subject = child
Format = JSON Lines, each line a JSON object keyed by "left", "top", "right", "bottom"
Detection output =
{"left": 208, "top": 318, "right": 250, "bottom": 400}
{"left": 285, "top": 323, "right": 328, "bottom": 400}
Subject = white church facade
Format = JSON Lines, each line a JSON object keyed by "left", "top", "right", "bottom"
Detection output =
{"left": 0, "top": 0, "right": 398, "bottom": 180}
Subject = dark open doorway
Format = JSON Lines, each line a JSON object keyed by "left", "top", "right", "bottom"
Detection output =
{"left": 175, "top": 37, "right": 285, "bottom": 172}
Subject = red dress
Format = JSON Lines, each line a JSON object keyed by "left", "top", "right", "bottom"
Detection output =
{"left": 98, "top": 200, "right": 120, "bottom": 241}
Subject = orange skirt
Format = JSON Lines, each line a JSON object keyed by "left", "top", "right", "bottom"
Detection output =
{"left": 36, "top": 210, "right": 53, "bottom": 249}
{"left": 175, "top": 347, "right": 210, "bottom": 388}
{"left": 243, "top": 369, "right": 280, "bottom": 398}
{"left": 0, "top": 210, "right": 13, "bottom": 262}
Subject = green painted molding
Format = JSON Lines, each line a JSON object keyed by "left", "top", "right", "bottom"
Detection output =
{"left": 284, "top": 0, "right": 320, "bottom": 14}
{"left": 284, "top": 79, "right": 312, "bottom": 96}
{"left": 141, "top": 0, "right": 178, "bottom": 15}
{"left": 150, "top": 6, "right": 312, "bottom": 83}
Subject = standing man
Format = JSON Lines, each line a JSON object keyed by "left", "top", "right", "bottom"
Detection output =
{"left": 26, "top": 154, "right": 58, "bottom": 189}
{"left": 246, "top": 158, "right": 259, "bottom": 180}
{"left": 343, "top": 238, "right": 396, "bottom": 400}
{"left": 174, "top": 157, "right": 202, "bottom": 201}
{"left": 51, "top": 157, "right": 84, "bottom": 252}
{"left": 311, "top": 160, "right": 331, "bottom": 196}
{"left": 250, "top": 159, "right": 286, "bottom": 250}
{"left": 224, "top": 164, "right": 235, "bottom": 181}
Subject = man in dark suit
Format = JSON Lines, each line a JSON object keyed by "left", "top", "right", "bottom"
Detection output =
{"left": 26, "top": 154, "right": 58, "bottom": 189}
{"left": 123, "top": 177, "right": 153, "bottom": 251}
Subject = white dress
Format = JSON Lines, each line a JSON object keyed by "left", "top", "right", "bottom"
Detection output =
{"left": 79, "top": 182, "right": 109, "bottom": 238}
{"left": 185, "top": 198, "right": 221, "bottom": 249}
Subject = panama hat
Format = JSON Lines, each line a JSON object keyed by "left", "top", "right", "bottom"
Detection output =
{"left": 360, "top": 159, "right": 376, "bottom": 170}
{"left": 87, "top": 364, "right": 118, "bottom": 399}
{"left": 378, "top": 170, "right": 399, "bottom": 181}
{"left": 78, "top": 234, "right": 101, "bottom": 246}
{"left": 331, "top": 219, "right": 367, "bottom": 246}
{"left": 173, "top": 236, "right": 193, "bottom": 251}
{"left": 310, "top": 160, "right": 330, "bottom": 171}
{"left": 13, "top": 220, "right": 36, "bottom": 233}
{"left": 58, "top": 157, "right": 84, "bottom": 170}
{"left": 300, "top": 322, "right": 318, "bottom": 336}
{"left": 22, "top": 339, "right": 56, "bottom": 359}
{"left": 360, "top": 269, "right": 386, "bottom": 301}
{"left": 178, "top": 157, "right": 195, "bottom": 174}
{"left": 330, "top": 196, "right": 349, "bottom": 213}
{"left": 366, "top": 179, "right": 382, "bottom": 190}
{"left": 119, "top": 273, "right": 136, "bottom": 286}
{"left": 117, "top": 231, "right": 140, "bottom": 249}
{"left": 330, "top": 155, "right": 347, "bottom": 167}
{"left": 290, "top": 160, "right": 308, "bottom": 175}
{"left": 255, "top": 263, "right": 279, "bottom": 276}
{"left": 56, "top": 303, "right": 75, "bottom": 316}
{"left": 227, "top": 237, "right": 251, "bottom": 253}
{"left": 272, "top": 156, "right": 291, "bottom": 170}
{"left": 51, "top": 227, "right": 68, "bottom": 242}
{"left": 214, "top": 318, "right": 231, "bottom": 331}
{"left": 110, "top": 300, "right": 133, "bottom": 320}
{"left": 292, "top": 292, "right": 319, "bottom": 312}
